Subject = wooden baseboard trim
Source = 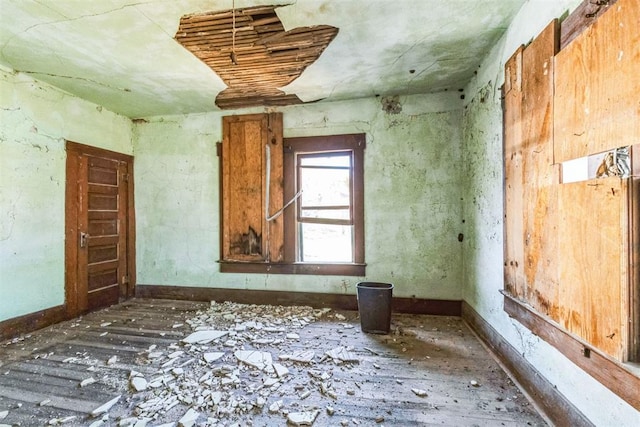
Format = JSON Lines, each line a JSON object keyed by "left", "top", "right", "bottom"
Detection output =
{"left": 503, "top": 294, "right": 640, "bottom": 411}
{"left": 461, "top": 301, "right": 593, "bottom": 427}
{"left": 135, "top": 285, "right": 461, "bottom": 316}
{"left": 0, "top": 305, "right": 67, "bottom": 342}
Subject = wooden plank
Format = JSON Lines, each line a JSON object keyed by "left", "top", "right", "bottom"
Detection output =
{"left": 554, "top": 0, "right": 640, "bottom": 163}
{"left": 267, "top": 112, "right": 284, "bottom": 262}
{"left": 503, "top": 45, "right": 525, "bottom": 299}
{"left": 560, "top": 0, "right": 619, "bottom": 50}
{"left": 630, "top": 146, "right": 640, "bottom": 361}
{"left": 557, "top": 178, "right": 627, "bottom": 359}
{"left": 520, "top": 21, "right": 560, "bottom": 319}
{"left": 175, "top": 6, "right": 337, "bottom": 109}
{"left": 504, "top": 295, "right": 640, "bottom": 410}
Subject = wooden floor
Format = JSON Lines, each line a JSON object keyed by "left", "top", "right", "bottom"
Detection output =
{"left": 0, "top": 299, "right": 546, "bottom": 426}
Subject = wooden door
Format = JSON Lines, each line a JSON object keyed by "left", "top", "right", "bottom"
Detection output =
{"left": 65, "top": 142, "right": 135, "bottom": 316}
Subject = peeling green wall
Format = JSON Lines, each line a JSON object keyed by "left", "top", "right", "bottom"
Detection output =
{"left": 461, "top": 0, "right": 639, "bottom": 423}
{"left": 0, "top": 69, "right": 133, "bottom": 322}
{"left": 134, "top": 92, "right": 464, "bottom": 300}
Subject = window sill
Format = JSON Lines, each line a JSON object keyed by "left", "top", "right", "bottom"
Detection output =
{"left": 218, "top": 261, "right": 366, "bottom": 276}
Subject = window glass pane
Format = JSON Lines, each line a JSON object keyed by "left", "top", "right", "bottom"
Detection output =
{"left": 300, "top": 208, "right": 350, "bottom": 220}
{"left": 300, "top": 154, "right": 351, "bottom": 167}
{"left": 300, "top": 167, "right": 350, "bottom": 207}
{"left": 299, "top": 223, "right": 353, "bottom": 262}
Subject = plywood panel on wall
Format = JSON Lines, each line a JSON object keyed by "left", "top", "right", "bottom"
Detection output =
{"left": 521, "top": 21, "right": 560, "bottom": 319}
{"left": 557, "top": 177, "right": 628, "bottom": 360}
{"left": 221, "top": 113, "right": 284, "bottom": 263}
{"left": 503, "top": 46, "right": 526, "bottom": 299}
{"left": 554, "top": 0, "right": 640, "bottom": 163}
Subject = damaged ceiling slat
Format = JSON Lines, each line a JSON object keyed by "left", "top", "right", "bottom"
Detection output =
{"left": 175, "top": 5, "right": 338, "bottom": 109}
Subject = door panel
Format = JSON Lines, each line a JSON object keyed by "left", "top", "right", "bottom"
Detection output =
{"left": 65, "top": 142, "right": 135, "bottom": 317}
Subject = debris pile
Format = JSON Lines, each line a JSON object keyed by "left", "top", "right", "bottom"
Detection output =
{"left": 120, "top": 301, "right": 357, "bottom": 426}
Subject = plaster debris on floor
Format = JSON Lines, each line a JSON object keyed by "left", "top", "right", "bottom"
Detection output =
{"left": 110, "top": 301, "right": 357, "bottom": 426}
{"left": 0, "top": 298, "right": 546, "bottom": 426}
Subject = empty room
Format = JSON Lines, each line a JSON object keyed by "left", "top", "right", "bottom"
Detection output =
{"left": 0, "top": 0, "right": 638, "bottom": 425}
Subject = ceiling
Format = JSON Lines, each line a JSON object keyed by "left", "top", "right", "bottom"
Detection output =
{"left": 0, "top": 0, "right": 525, "bottom": 118}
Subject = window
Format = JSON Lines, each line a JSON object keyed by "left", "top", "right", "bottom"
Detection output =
{"left": 297, "top": 152, "right": 354, "bottom": 262}
{"left": 219, "top": 126, "right": 366, "bottom": 276}
{"left": 283, "top": 134, "right": 366, "bottom": 275}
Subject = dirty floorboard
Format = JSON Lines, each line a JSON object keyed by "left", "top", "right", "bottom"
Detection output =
{"left": 0, "top": 298, "right": 546, "bottom": 426}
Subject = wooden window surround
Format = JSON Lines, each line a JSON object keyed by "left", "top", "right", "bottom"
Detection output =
{"left": 218, "top": 113, "right": 365, "bottom": 276}
{"left": 502, "top": 0, "right": 640, "bottom": 410}
{"left": 283, "top": 134, "right": 366, "bottom": 275}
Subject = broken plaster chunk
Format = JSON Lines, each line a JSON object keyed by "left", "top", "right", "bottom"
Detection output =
{"left": 287, "top": 410, "right": 320, "bottom": 426}
{"left": 412, "top": 388, "right": 428, "bottom": 397}
{"left": 130, "top": 376, "right": 148, "bottom": 392}
{"left": 279, "top": 350, "right": 315, "bottom": 364}
{"left": 300, "top": 390, "right": 311, "bottom": 399}
{"left": 325, "top": 347, "right": 359, "bottom": 363}
{"left": 117, "top": 417, "right": 138, "bottom": 426}
{"left": 286, "top": 333, "right": 300, "bottom": 340}
{"left": 182, "top": 330, "right": 229, "bottom": 344}
{"left": 273, "top": 363, "right": 289, "bottom": 378}
{"left": 168, "top": 350, "right": 184, "bottom": 359}
{"left": 268, "top": 400, "right": 284, "bottom": 414}
{"left": 178, "top": 408, "right": 200, "bottom": 427}
{"left": 263, "top": 377, "right": 279, "bottom": 387}
{"left": 90, "top": 395, "right": 121, "bottom": 417}
{"left": 106, "top": 355, "right": 117, "bottom": 365}
{"left": 235, "top": 350, "right": 273, "bottom": 371}
{"left": 252, "top": 338, "right": 274, "bottom": 345}
{"left": 0, "top": 411, "right": 7, "bottom": 420}
{"left": 211, "top": 391, "right": 223, "bottom": 405}
{"left": 326, "top": 405, "right": 335, "bottom": 416}
{"left": 203, "top": 352, "right": 225, "bottom": 363}
{"left": 80, "top": 377, "right": 96, "bottom": 387}
{"left": 470, "top": 380, "right": 480, "bottom": 387}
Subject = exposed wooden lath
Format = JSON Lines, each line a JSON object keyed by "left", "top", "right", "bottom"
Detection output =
{"left": 175, "top": 6, "right": 338, "bottom": 109}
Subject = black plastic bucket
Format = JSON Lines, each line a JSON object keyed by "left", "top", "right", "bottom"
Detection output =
{"left": 356, "top": 282, "right": 393, "bottom": 334}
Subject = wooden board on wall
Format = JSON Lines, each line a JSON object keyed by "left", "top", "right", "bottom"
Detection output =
{"left": 521, "top": 21, "right": 560, "bottom": 319}
{"left": 554, "top": 0, "right": 640, "bottom": 163}
{"left": 557, "top": 177, "right": 628, "bottom": 360}
{"left": 503, "top": 45, "right": 526, "bottom": 299}
{"left": 221, "top": 113, "right": 284, "bottom": 262}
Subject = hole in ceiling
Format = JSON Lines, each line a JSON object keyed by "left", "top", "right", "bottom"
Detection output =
{"left": 175, "top": 5, "right": 338, "bottom": 109}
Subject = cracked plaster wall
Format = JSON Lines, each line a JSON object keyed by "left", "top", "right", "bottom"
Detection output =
{"left": 461, "top": 0, "right": 639, "bottom": 423}
{"left": 133, "top": 92, "right": 464, "bottom": 300}
{"left": 0, "top": 68, "right": 133, "bottom": 322}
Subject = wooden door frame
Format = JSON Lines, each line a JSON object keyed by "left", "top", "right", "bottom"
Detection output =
{"left": 65, "top": 141, "right": 136, "bottom": 317}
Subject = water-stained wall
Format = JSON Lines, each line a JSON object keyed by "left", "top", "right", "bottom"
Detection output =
{"left": 461, "top": 0, "right": 639, "bottom": 423}
{"left": 133, "top": 92, "right": 464, "bottom": 300}
{"left": 0, "top": 69, "right": 133, "bottom": 322}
